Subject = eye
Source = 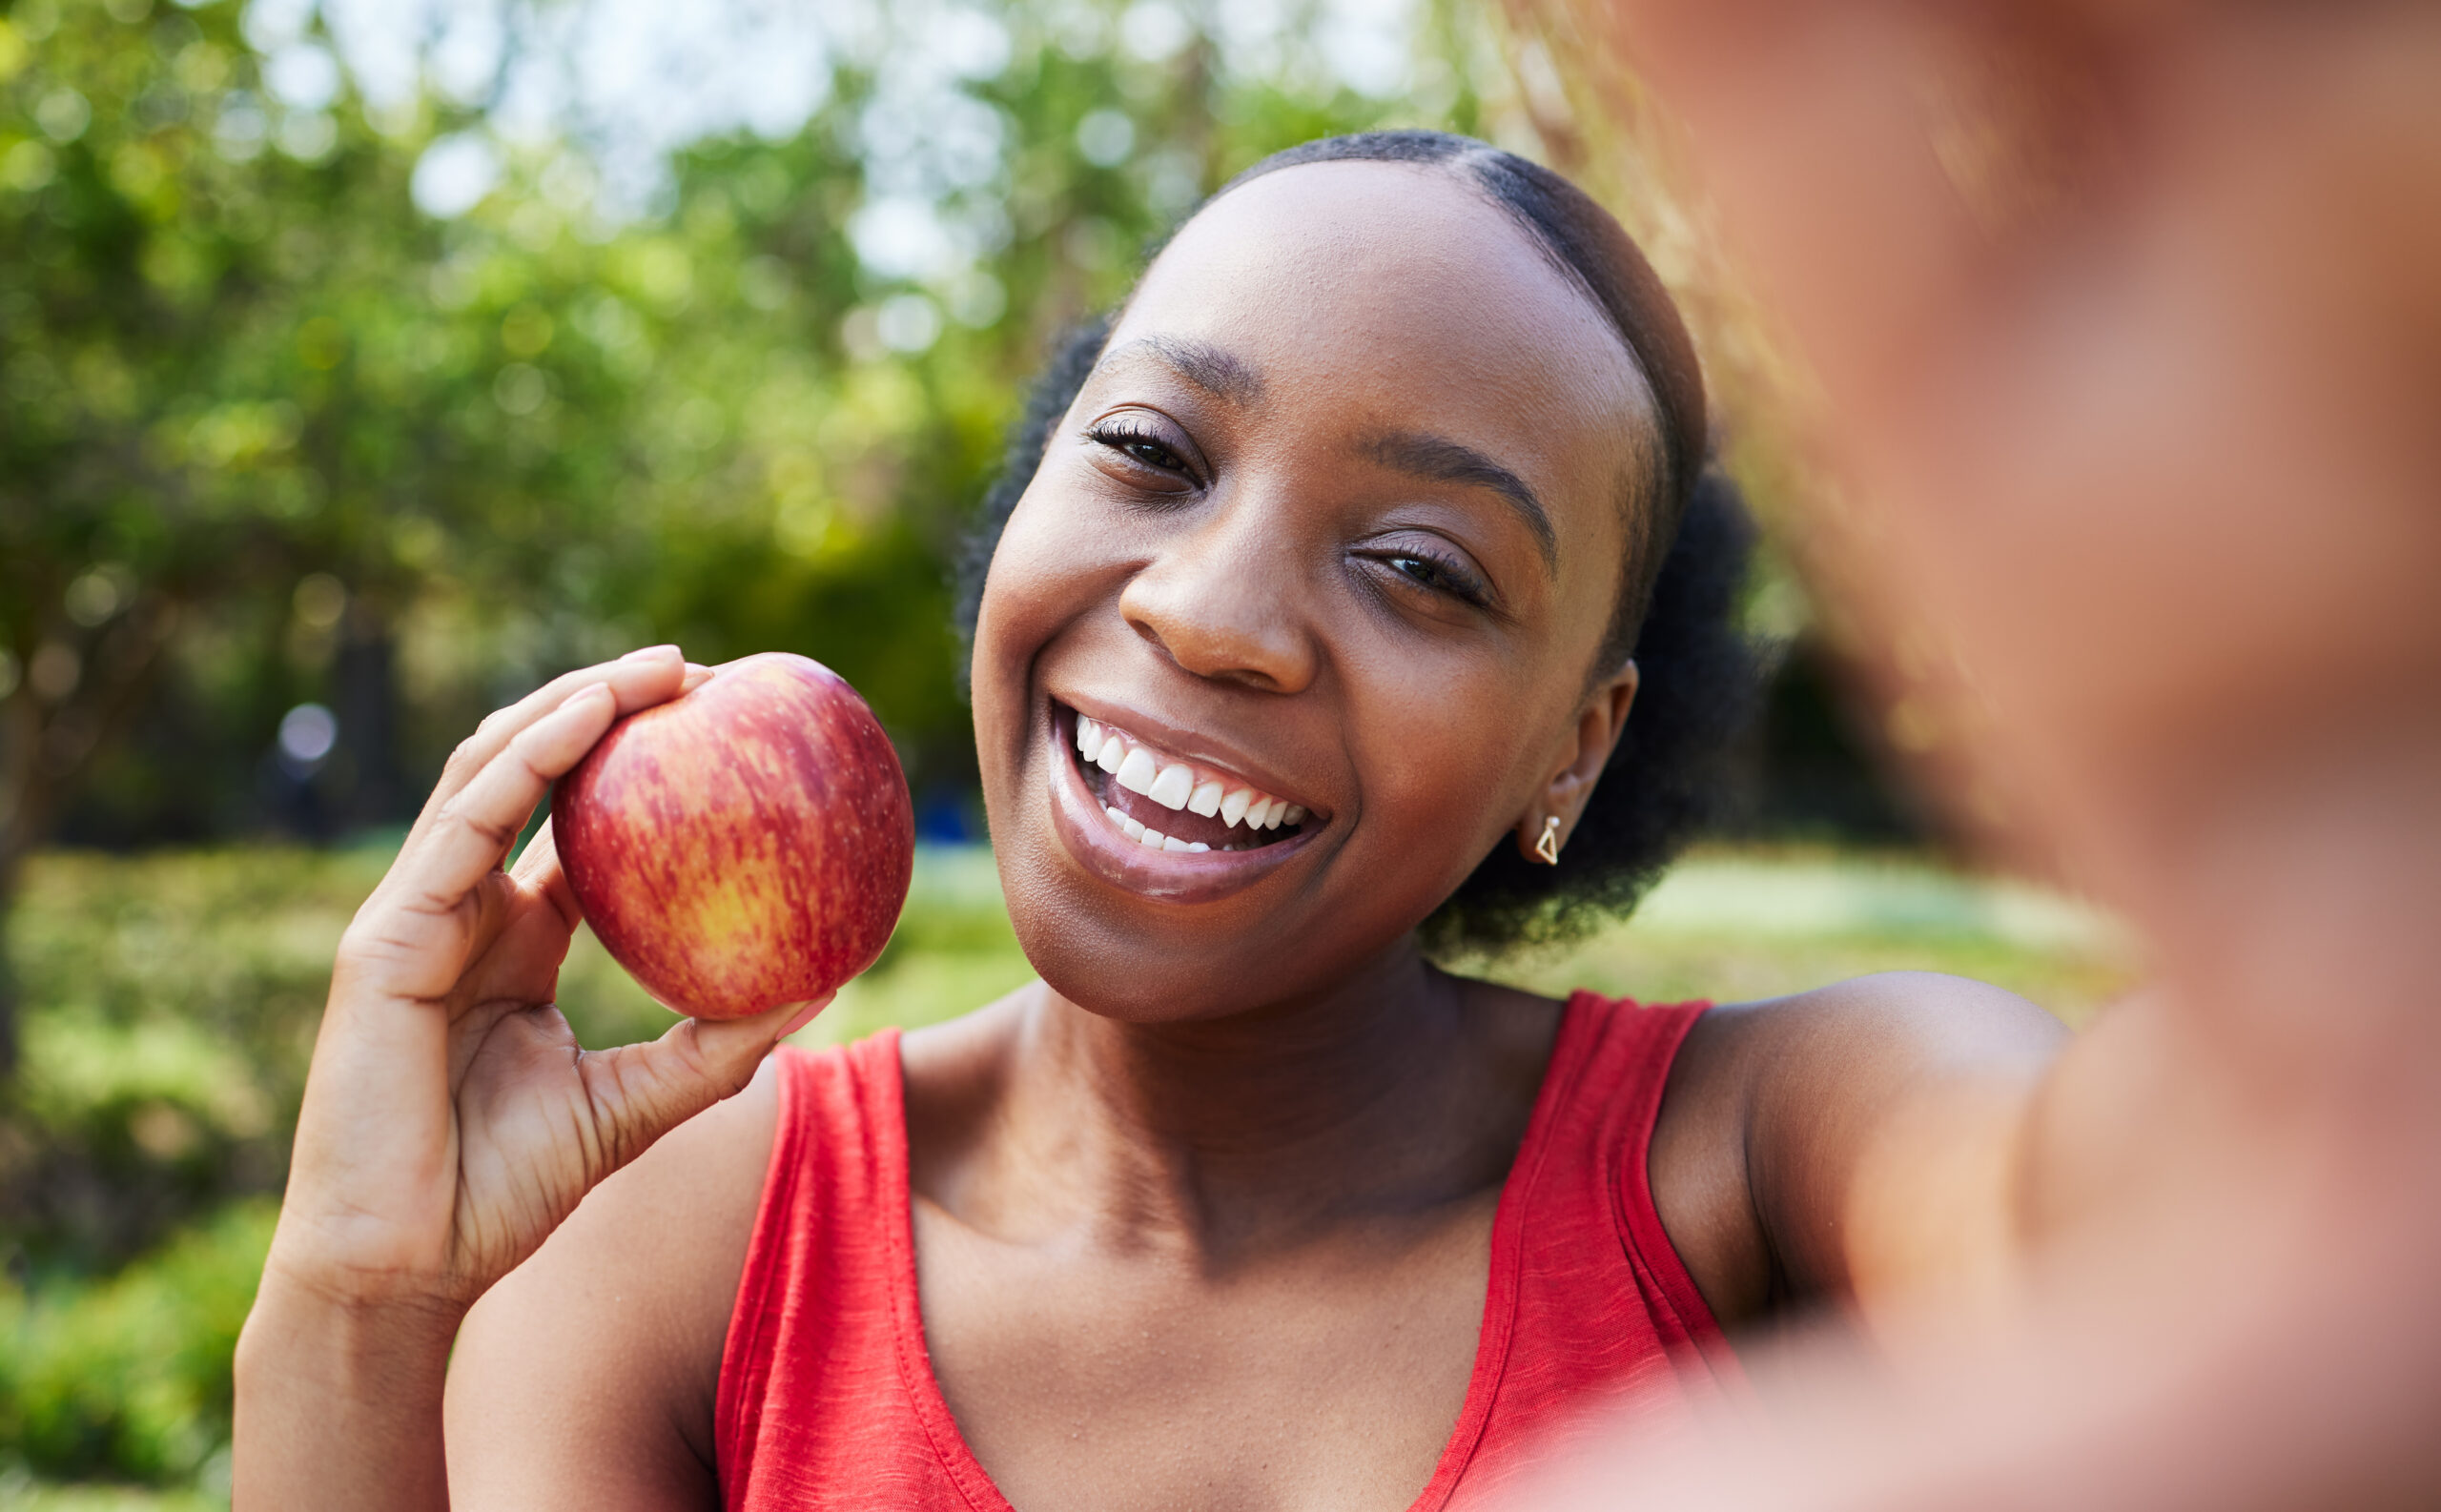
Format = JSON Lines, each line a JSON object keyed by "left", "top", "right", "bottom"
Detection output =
{"left": 1087, "top": 419, "right": 1198, "bottom": 483}
{"left": 1369, "top": 544, "right": 1490, "bottom": 607}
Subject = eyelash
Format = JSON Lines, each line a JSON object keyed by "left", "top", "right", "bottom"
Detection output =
{"left": 1087, "top": 420, "right": 1196, "bottom": 480}
{"left": 1372, "top": 544, "right": 1489, "bottom": 607}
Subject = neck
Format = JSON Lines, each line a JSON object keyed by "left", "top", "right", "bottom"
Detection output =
{"left": 998, "top": 938, "right": 1528, "bottom": 1258}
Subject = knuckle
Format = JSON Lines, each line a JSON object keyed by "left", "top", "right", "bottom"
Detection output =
{"left": 438, "top": 795, "right": 517, "bottom": 850}
{"left": 505, "top": 721, "right": 565, "bottom": 772}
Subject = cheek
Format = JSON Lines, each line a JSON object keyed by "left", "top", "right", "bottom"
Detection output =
{"left": 1336, "top": 638, "right": 1556, "bottom": 898}
{"left": 970, "top": 482, "right": 1125, "bottom": 791}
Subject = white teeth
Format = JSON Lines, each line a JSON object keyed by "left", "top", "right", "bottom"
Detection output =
{"left": 1148, "top": 763, "right": 1195, "bottom": 810}
{"left": 1082, "top": 721, "right": 1310, "bottom": 840}
{"left": 1115, "top": 746, "right": 1159, "bottom": 795}
{"left": 1103, "top": 798, "right": 1207, "bottom": 855}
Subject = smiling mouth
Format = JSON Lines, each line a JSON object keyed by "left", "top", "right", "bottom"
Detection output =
{"left": 1059, "top": 706, "right": 1314, "bottom": 854}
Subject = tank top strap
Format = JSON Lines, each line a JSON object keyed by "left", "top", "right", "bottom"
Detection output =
{"left": 1540, "top": 991, "right": 1730, "bottom": 1378}
{"left": 1439, "top": 991, "right": 1737, "bottom": 1504}
{"left": 719, "top": 1031, "right": 981, "bottom": 1510}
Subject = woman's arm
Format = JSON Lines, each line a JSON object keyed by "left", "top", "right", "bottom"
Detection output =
{"left": 441, "top": 1057, "right": 781, "bottom": 1509}
{"left": 1653, "top": 971, "right": 2078, "bottom": 1332}
{"left": 233, "top": 649, "right": 818, "bottom": 1509}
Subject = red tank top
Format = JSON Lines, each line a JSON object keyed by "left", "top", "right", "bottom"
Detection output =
{"left": 715, "top": 991, "right": 1743, "bottom": 1510}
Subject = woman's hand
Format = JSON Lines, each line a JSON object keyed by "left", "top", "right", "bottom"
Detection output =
{"left": 236, "top": 647, "right": 825, "bottom": 1511}
{"left": 262, "top": 645, "right": 822, "bottom": 1314}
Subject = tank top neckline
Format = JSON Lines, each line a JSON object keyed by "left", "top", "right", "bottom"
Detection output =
{"left": 868, "top": 987, "right": 1620, "bottom": 1512}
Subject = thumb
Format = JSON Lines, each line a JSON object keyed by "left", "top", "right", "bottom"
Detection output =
{"left": 581, "top": 992, "right": 835, "bottom": 1174}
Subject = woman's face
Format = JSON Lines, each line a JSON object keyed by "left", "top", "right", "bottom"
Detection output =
{"left": 972, "top": 159, "right": 1657, "bottom": 1020}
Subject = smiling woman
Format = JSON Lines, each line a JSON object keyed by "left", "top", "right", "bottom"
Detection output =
{"left": 956, "top": 153, "right": 1755, "bottom": 949}
{"left": 236, "top": 133, "right": 2075, "bottom": 1512}
{"left": 964, "top": 133, "right": 1757, "bottom": 971}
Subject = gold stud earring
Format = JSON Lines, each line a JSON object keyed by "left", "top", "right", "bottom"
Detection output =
{"left": 1535, "top": 816, "right": 1562, "bottom": 866}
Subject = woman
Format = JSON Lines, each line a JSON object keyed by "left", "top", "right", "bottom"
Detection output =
{"left": 235, "top": 133, "right": 2067, "bottom": 1509}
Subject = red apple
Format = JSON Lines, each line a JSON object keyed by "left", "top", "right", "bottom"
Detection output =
{"left": 551, "top": 652, "right": 914, "bottom": 1021}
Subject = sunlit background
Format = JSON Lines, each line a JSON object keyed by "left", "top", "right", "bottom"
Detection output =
{"left": 0, "top": 0, "right": 2133, "bottom": 1503}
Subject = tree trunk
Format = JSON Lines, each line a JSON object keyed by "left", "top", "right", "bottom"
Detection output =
{"left": 336, "top": 606, "right": 408, "bottom": 828}
{"left": 0, "top": 599, "right": 177, "bottom": 1078}
{"left": 0, "top": 689, "right": 41, "bottom": 1087}
{"left": 0, "top": 886, "right": 17, "bottom": 1087}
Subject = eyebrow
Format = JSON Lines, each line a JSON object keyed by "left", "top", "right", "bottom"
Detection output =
{"left": 1098, "top": 336, "right": 1265, "bottom": 406}
{"left": 1365, "top": 430, "right": 1559, "bottom": 572}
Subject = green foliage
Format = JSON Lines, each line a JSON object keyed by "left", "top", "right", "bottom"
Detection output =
{"left": 0, "top": 1198, "right": 268, "bottom": 1488}
{"left": 0, "top": 0, "right": 1503, "bottom": 862}
{"left": 0, "top": 844, "right": 379, "bottom": 1271}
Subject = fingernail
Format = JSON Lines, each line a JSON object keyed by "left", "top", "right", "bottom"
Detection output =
{"left": 620, "top": 644, "right": 680, "bottom": 663}
{"left": 776, "top": 1000, "right": 826, "bottom": 1039}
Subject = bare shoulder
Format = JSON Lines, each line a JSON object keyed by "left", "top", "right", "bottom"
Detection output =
{"left": 1692, "top": 971, "right": 2067, "bottom": 1095}
{"left": 442, "top": 1045, "right": 786, "bottom": 1511}
{"left": 1651, "top": 972, "right": 2068, "bottom": 1327}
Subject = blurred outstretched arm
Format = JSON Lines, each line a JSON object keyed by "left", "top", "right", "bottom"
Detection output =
{"left": 1523, "top": 1, "right": 2441, "bottom": 1505}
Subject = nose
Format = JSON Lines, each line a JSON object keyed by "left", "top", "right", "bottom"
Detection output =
{"left": 1118, "top": 496, "right": 1319, "bottom": 694}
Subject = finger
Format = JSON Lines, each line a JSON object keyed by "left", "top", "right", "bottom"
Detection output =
{"left": 682, "top": 662, "right": 715, "bottom": 694}
{"left": 441, "top": 828, "right": 585, "bottom": 1015}
{"left": 399, "top": 684, "right": 619, "bottom": 932}
{"left": 576, "top": 993, "right": 836, "bottom": 1175}
{"left": 509, "top": 813, "right": 563, "bottom": 889}
{"left": 411, "top": 646, "right": 686, "bottom": 839}
{"left": 509, "top": 812, "right": 554, "bottom": 876}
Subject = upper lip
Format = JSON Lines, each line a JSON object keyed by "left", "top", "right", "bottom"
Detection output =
{"left": 1052, "top": 693, "right": 1325, "bottom": 820}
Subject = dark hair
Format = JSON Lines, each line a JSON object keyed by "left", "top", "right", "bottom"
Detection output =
{"left": 956, "top": 131, "right": 1758, "bottom": 954}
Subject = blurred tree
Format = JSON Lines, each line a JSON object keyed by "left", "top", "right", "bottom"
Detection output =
{"left": 0, "top": 0, "right": 1514, "bottom": 1073}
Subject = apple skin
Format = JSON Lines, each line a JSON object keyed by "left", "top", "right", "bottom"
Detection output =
{"left": 551, "top": 652, "right": 914, "bottom": 1021}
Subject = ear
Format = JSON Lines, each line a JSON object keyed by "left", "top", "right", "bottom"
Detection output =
{"left": 1514, "top": 661, "right": 1640, "bottom": 864}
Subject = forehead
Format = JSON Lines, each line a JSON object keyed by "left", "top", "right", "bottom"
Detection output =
{"left": 1111, "top": 159, "right": 1655, "bottom": 505}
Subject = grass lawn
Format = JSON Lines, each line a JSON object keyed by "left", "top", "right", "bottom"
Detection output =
{"left": 0, "top": 841, "right": 2136, "bottom": 1503}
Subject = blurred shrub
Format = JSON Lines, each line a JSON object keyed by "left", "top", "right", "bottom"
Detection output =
{"left": 0, "top": 841, "right": 1036, "bottom": 1492}
{"left": 0, "top": 1198, "right": 268, "bottom": 1487}
{"left": 1, "top": 848, "right": 380, "bottom": 1272}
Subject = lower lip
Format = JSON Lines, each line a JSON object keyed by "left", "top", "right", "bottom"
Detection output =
{"left": 1044, "top": 707, "right": 1319, "bottom": 905}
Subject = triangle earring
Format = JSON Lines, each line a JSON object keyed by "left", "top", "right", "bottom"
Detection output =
{"left": 1535, "top": 815, "right": 1562, "bottom": 866}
